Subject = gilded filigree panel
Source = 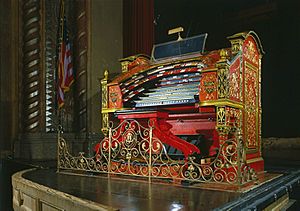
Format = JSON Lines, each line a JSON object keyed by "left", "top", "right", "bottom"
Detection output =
{"left": 101, "top": 70, "right": 108, "bottom": 109}
{"left": 57, "top": 120, "right": 257, "bottom": 185}
{"left": 243, "top": 39, "right": 259, "bottom": 66}
{"left": 244, "top": 62, "right": 258, "bottom": 150}
{"left": 108, "top": 85, "right": 123, "bottom": 108}
{"left": 229, "top": 57, "right": 241, "bottom": 102}
{"left": 217, "top": 68, "right": 229, "bottom": 99}
{"left": 225, "top": 107, "right": 242, "bottom": 128}
{"left": 200, "top": 72, "right": 217, "bottom": 101}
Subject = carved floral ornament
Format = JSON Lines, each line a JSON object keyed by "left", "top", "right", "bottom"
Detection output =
{"left": 229, "top": 71, "right": 240, "bottom": 100}
{"left": 123, "top": 130, "right": 136, "bottom": 148}
{"left": 202, "top": 73, "right": 217, "bottom": 100}
{"left": 108, "top": 86, "right": 122, "bottom": 108}
{"left": 243, "top": 40, "right": 259, "bottom": 65}
{"left": 244, "top": 62, "right": 259, "bottom": 150}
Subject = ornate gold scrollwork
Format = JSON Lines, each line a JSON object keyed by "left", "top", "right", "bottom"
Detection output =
{"left": 227, "top": 32, "right": 244, "bottom": 55}
{"left": 102, "top": 113, "right": 109, "bottom": 136}
{"left": 101, "top": 70, "right": 109, "bottom": 136}
{"left": 229, "top": 71, "right": 240, "bottom": 100}
{"left": 230, "top": 39, "right": 243, "bottom": 55}
{"left": 217, "top": 106, "right": 226, "bottom": 125}
{"left": 216, "top": 50, "right": 229, "bottom": 99}
{"left": 57, "top": 119, "right": 257, "bottom": 185}
{"left": 244, "top": 63, "right": 259, "bottom": 151}
{"left": 216, "top": 126, "right": 232, "bottom": 135}
{"left": 217, "top": 68, "right": 229, "bottom": 99}
{"left": 204, "top": 81, "right": 216, "bottom": 94}
{"left": 202, "top": 74, "right": 217, "bottom": 100}
{"left": 120, "top": 60, "right": 130, "bottom": 73}
{"left": 101, "top": 70, "right": 108, "bottom": 108}
{"left": 216, "top": 106, "right": 242, "bottom": 136}
{"left": 244, "top": 41, "right": 259, "bottom": 65}
{"left": 220, "top": 49, "right": 229, "bottom": 60}
{"left": 236, "top": 127, "right": 246, "bottom": 164}
{"left": 216, "top": 106, "right": 231, "bottom": 136}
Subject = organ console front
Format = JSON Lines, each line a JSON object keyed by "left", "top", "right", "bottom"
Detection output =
{"left": 97, "top": 29, "right": 264, "bottom": 181}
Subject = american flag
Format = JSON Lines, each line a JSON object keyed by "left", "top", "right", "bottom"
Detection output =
{"left": 57, "top": 17, "right": 74, "bottom": 109}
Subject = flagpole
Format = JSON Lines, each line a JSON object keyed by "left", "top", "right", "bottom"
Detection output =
{"left": 56, "top": 0, "right": 75, "bottom": 133}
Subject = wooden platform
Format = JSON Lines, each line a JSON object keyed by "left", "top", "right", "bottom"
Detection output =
{"left": 11, "top": 167, "right": 300, "bottom": 210}
{"left": 13, "top": 169, "right": 240, "bottom": 210}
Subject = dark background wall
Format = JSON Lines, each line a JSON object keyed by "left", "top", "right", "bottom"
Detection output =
{"left": 154, "top": 0, "right": 300, "bottom": 138}
{"left": 0, "top": 0, "right": 19, "bottom": 156}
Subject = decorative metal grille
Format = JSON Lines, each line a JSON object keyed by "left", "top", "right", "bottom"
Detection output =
{"left": 58, "top": 119, "right": 257, "bottom": 185}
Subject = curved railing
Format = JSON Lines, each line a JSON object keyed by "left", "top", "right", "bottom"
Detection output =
{"left": 57, "top": 119, "right": 257, "bottom": 185}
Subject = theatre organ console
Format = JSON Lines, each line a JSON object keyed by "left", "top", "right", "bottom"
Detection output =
{"left": 97, "top": 30, "right": 264, "bottom": 183}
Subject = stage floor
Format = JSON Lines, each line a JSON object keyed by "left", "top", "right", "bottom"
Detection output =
{"left": 22, "top": 169, "right": 241, "bottom": 210}
{"left": 11, "top": 163, "right": 299, "bottom": 210}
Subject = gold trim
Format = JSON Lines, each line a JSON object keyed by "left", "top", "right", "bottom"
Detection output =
{"left": 244, "top": 60, "right": 259, "bottom": 153}
{"left": 245, "top": 61, "right": 258, "bottom": 71}
{"left": 227, "top": 31, "right": 265, "bottom": 55}
{"left": 259, "top": 58, "right": 262, "bottom": 156}
{"left": 246, "top": 148, "right": 258, "bottom": 154}
{"left": 101, "top": 70, "right": 109, "bottom": 135}
{"left": 246, "top": 157, "right": 263, "bottom": 164}
{"left": 200, "top": 100, "right": 243, "bottom": 109}
{"left": 102, "top": 108, "right": 128, "bottom": 113}
{"left": 119, "top": 54, "right": 150, "bottom": 63}
{"left": 201, "top": 68, "right": 217, "bottom": 73}
{"left": 227, "top": 31, "right": 248, "bottom": 40}
{"left": 58, "top": 120, "right": 258, "bottom": 185}
{"left": 216, "top": 51, "right": 230, "bottom": 99}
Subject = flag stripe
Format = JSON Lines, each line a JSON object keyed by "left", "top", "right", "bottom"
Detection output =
{"left": 57, "top": 17, "right": 74, "bottom": 109}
